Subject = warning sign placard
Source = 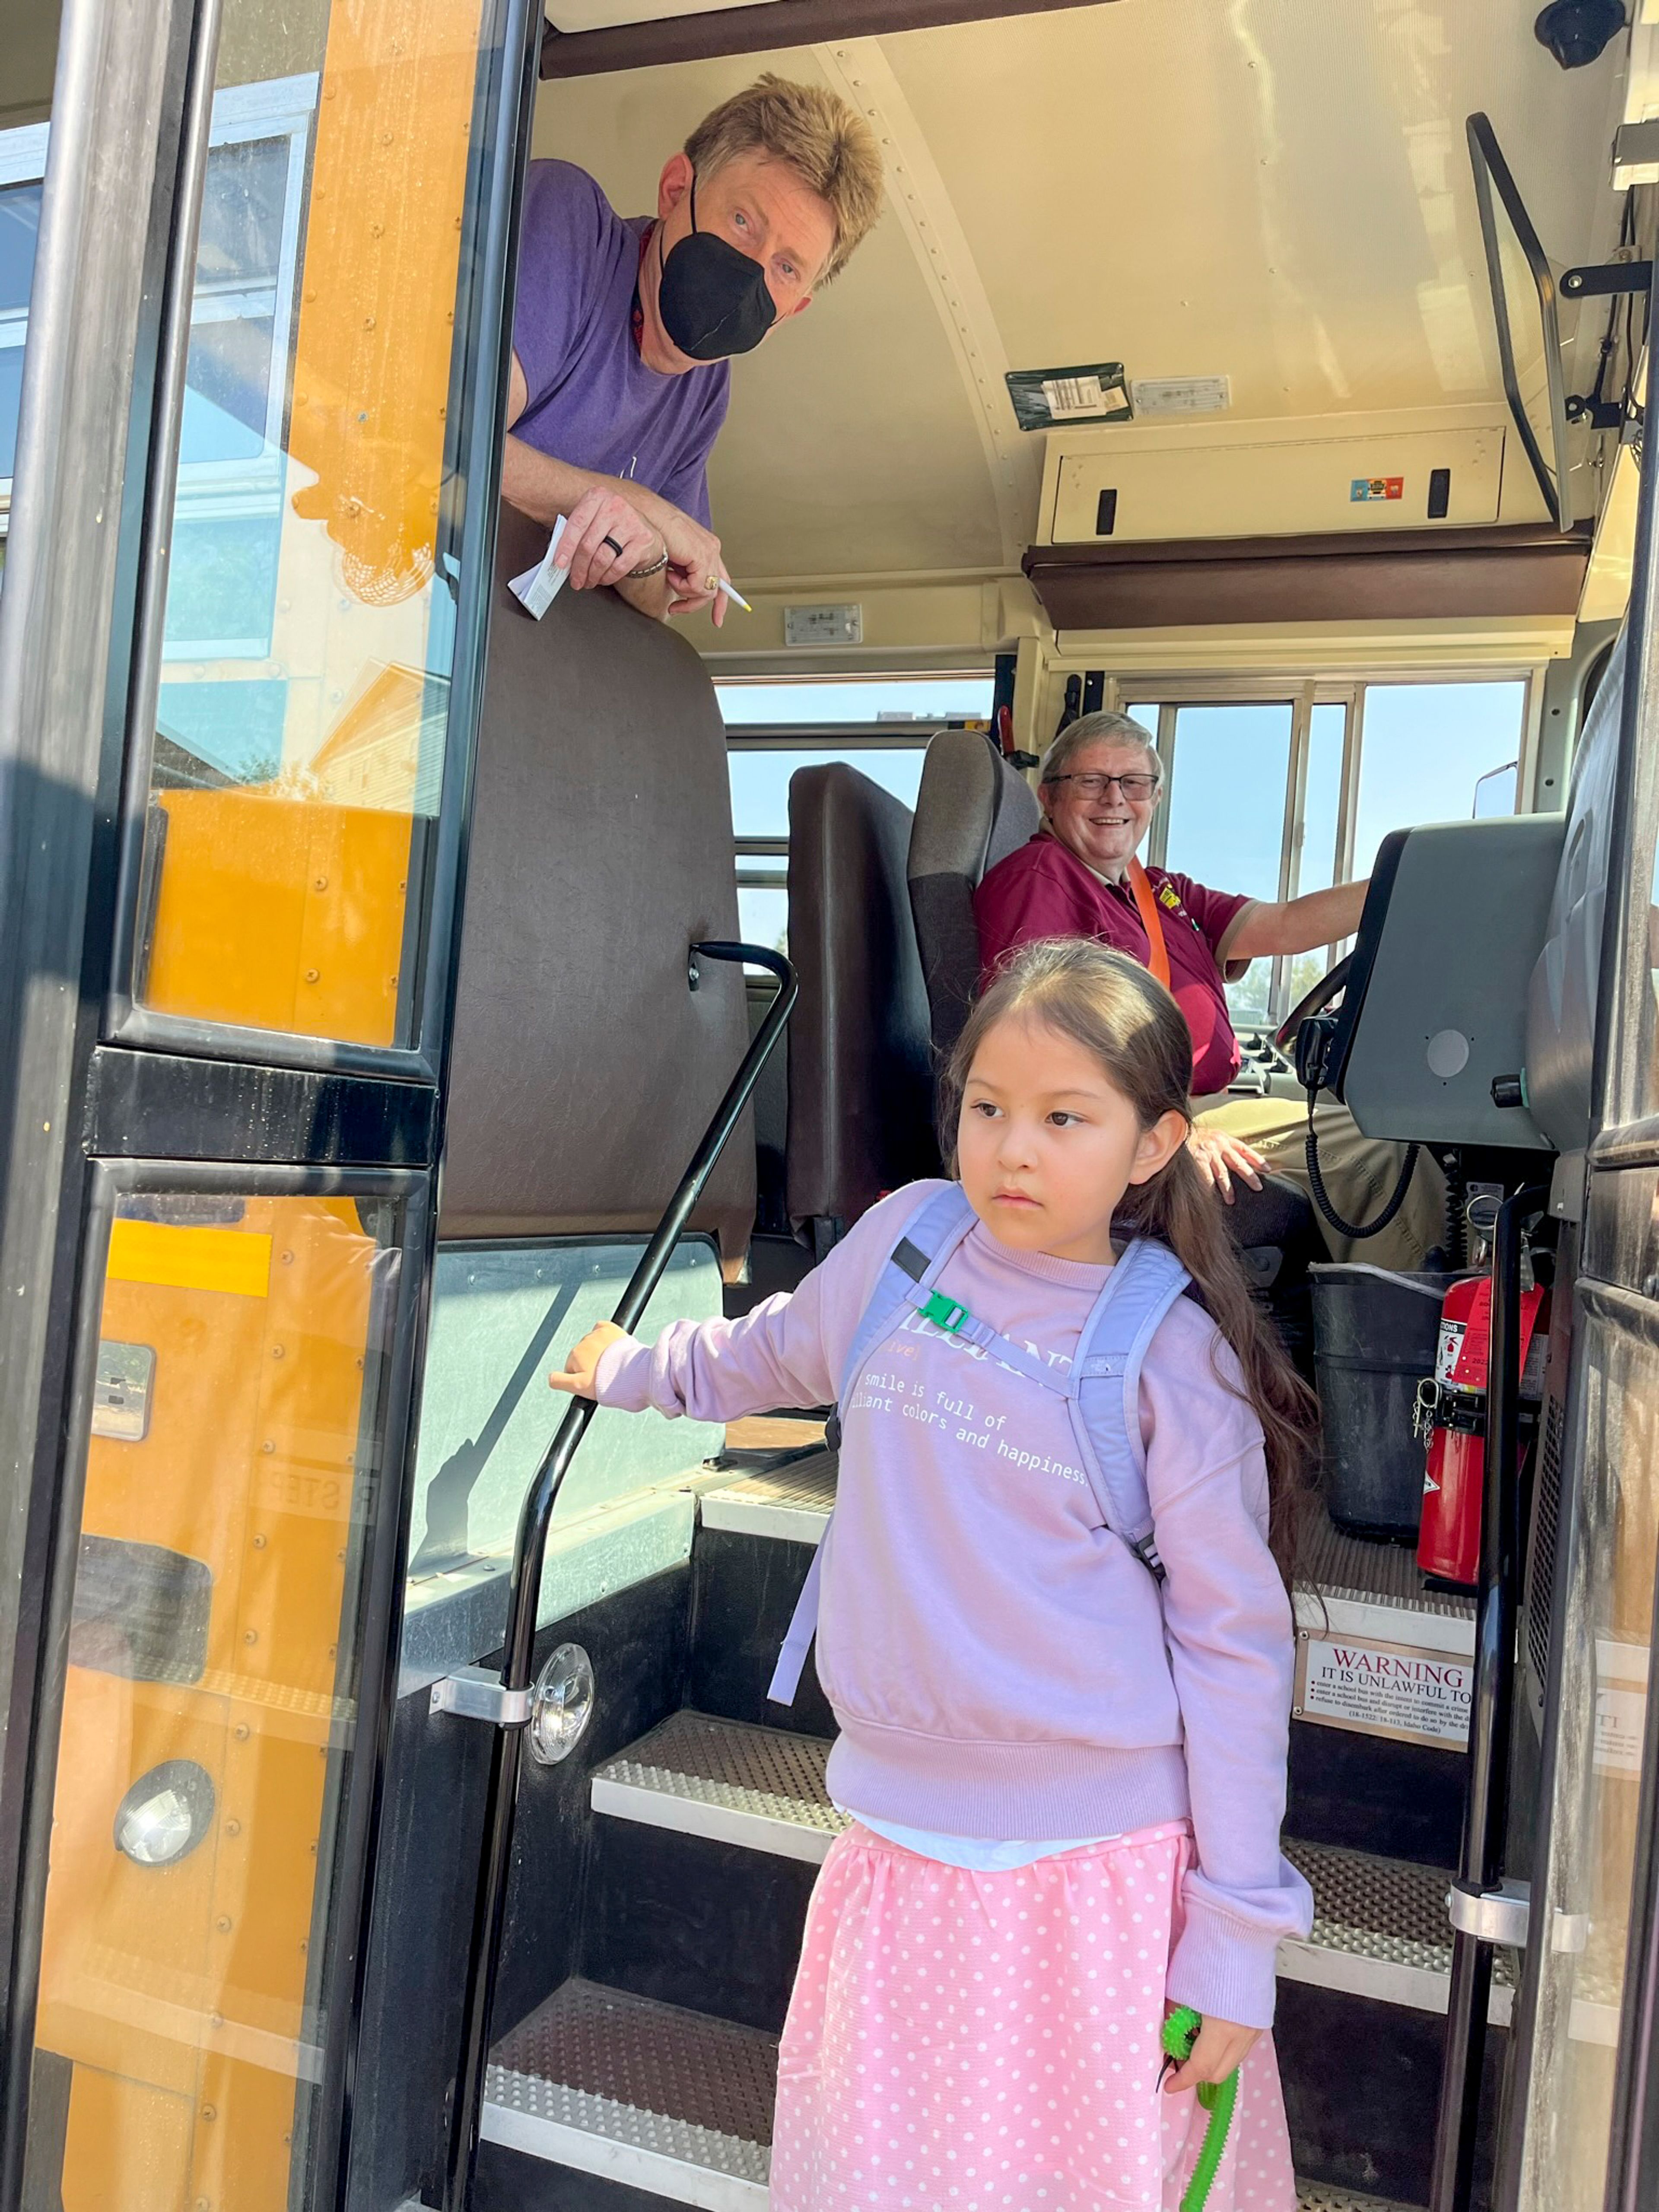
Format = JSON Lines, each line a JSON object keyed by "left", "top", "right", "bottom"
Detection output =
{"left": 1295, "top": 1631, "right": 1473, "bottom": 1750}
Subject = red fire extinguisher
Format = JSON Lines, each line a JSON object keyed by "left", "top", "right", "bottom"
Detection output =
{"left": 1415, "top": 1276, "right": 1547, "bottom": 1585}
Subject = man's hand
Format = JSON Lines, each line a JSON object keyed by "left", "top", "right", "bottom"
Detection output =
{"left": 499, "top": 419, "right": 730, "bottom": 626}
{"left": 1162, "top": 2007, "right": 1259, "bottom": 2094}
{"left": 556, "top": 486, "right": 728, "bottom": 627}
{"left": 1188, "top": 1126, "right": 1267, "bottom": 1204}
{"left": 645, "top": 503, "right": 728, "bottom": 629}
{"left": 548, "top": 1321, "right": 628, "bottom": 1399}
{"left": 555, "top": 487, "right": 662, "bottom": 593}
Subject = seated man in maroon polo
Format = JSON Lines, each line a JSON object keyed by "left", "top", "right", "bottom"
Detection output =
{"left": 972, "top": 710, "right": 1444, "bottom": 1268}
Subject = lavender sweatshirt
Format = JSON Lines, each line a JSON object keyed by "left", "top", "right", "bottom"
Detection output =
{"left": 594, "top": 1180, "right": 1313, "bottom": 2028}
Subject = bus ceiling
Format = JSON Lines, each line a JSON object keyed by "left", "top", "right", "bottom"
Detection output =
{"left": 528, "top": 0, "right": 1649, "bottom": 669}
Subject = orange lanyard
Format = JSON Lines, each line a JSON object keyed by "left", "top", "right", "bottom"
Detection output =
{"left": 1128, "top": 859, "right": 1171, "bottom": 991}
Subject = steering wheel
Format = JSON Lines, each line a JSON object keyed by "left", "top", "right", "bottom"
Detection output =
{"left": 1273, "top": 953, "right": 1354, "bottom": 1055}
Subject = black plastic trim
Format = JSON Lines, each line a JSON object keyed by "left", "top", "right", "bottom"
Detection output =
{"left": 1313, "top": 829, "right": 1411, "bottom": 1102}
{"left": 83, "top": 1045, "right": 439, "bottom": 1166}
{"left": 1467, "top": 113, "right": 1572, "bottom": 533}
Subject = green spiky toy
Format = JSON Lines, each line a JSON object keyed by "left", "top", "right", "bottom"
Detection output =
{"left": 1160, "top": 2007, "right": 1239, "bottom": 2212}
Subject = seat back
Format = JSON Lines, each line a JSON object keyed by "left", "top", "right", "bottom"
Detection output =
{"left": 906, "top": 729, "right": 1042, "bottom": 1059}
{"left": 440, "top": 505, "right": 754, "bottom": 1261}
{"left": 784, "top": 764, "right": 937, "bottom": 1240}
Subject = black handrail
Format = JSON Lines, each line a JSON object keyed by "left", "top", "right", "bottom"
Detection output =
{"left": 1428, "top": 1182, "right": 1549, "bottom": 2212}
{"left": 442, "top": 941, "right": 796, "bottom": 2210}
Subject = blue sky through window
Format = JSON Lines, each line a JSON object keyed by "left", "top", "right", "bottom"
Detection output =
{"left": 716, "top": 676, "right": 992, "bottom": 725}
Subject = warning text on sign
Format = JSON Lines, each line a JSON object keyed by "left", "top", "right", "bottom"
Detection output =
{"left": 1296, "top": 1634, "right": 1473, "bottom": 1750}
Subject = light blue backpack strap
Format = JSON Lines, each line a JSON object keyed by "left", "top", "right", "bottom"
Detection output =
{"left": 832, "top": 1182, "right": 978, "bottom": 1407}
{"left": 768, "top": 1184, "right": 976, "bottom": 1706}
{"left": 1066, "top": 1239, "right": 1191, "bottom": 1580}
{"left": 768, "top": 1539, "right": 826, "bottom": 1704}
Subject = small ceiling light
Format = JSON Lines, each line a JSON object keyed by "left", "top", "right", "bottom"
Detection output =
{"left": 528, "top": 1643, "right": 594, "bottom": 1767}
{"left": 1534, "top": 0, "right": 1625, "bottom": 70}
{"left": 113, "top": 1760, "right": 216, "bottom": 1866}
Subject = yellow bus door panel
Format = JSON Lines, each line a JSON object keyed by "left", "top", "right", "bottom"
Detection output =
{"left": 286, "top": 0, "right": 481, "bottom": 600}
{"left": 189, "top": 2053, "right": 312, "bottom": 2212}
{"left": 107, "top": 1220, "right": 273, "bottom": 1300}
{"left": 39, "top": 1197, "right": 377, "bottom": 2198}
{"left": 37, "top": 1678, "right": 228, "bottom": 2091}
{"left": 143, "top": 793, "right": 408, "bottom": 1045}
{"left": 59, "top": 2065, "right": 193, "bottom": 2212}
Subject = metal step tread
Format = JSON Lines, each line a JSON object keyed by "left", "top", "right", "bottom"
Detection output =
{"left": 1280, "top": 1837, "right": 1513, "bottom": 1997}
{"left": 484, "top": 1973, "right": 1433, "bottom": 2194}
{"left": 698, "top": 1452, "right": 837, "bottom": 1544}
{"left": 592, "top": 1713, "right": 1503, "bottom": 2018}
{"left": 484, "top": 1975, "right": 1417, "bottom": 2209}
{"left": 1293, "top": 1508, "right": 1475, "bottom": 1656}
{"left": 484, "top": 1979, "right": 774, "bottom": 2207}
{"left": 591, "top": 1709, "right": 841, "bottom": 1863}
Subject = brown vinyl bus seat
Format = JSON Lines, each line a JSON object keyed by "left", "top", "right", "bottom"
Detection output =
{"left": 905, "top": 728, "right": 1041, "bottom": 1060}
{"left": 784, "top": 764, "right": 938, "bottom": 1259}
{"left": 440, "top": 505, "right": 754, "bottom": 1264}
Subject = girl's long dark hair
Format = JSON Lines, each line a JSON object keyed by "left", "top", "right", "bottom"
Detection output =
{"left": 941, "top": 937, "right": 1317, "bottom": 1584}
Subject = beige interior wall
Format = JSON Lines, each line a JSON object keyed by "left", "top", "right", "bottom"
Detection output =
{"left": 0, "top": 0, "right": 61, "bottom": 128}
{"left": 533, "top": 0, "right": 1627, "bottom": 655}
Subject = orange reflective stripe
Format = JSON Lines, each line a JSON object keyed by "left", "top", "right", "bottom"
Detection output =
{"left": 1128, "top": 859, "right": 1172, "bottom": 991}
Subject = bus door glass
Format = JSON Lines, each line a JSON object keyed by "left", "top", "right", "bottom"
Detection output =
{"left": 1506, "top": 644, "right": 1659, "bottom": 2211}
{"left": 13, "top": 0, "right": 516, "bottom": 2203}
{"left": 111, "top": 0, "right": 493, "bottom": 1061}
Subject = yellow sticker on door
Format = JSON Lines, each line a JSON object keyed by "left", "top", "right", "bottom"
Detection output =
{"left": 107, "top": 1220, "right": 273, "bottom": 1299}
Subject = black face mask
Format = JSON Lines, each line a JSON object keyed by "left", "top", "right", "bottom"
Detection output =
{"left": 656, "top": 175, "right": 777, "bottom": 361}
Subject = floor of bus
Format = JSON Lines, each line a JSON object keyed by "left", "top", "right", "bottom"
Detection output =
{"left": 404, "top": 1415, "right": 1523, "bottom": 2212}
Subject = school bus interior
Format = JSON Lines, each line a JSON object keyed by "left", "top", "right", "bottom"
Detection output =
{"left": 6, "top": 2, "right": 1659, "bottom": 2211}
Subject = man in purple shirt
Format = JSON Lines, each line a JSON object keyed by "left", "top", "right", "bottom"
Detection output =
{"left": 502, "top": 76, "right": 882, "bottom": 625}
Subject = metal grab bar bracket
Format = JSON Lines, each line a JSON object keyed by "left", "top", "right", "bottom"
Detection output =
{"left": 430, "top": 1669, "right": 532, "bottom": 1727}
{"left": 1447, "top": 1878, "right": 1530, "bottom": 1949}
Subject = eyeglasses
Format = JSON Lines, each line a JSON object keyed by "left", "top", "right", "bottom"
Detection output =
{"left": 1045, "top": 771, "right": 1161, "bottom": 801}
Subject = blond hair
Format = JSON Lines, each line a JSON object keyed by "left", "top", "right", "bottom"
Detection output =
{"left": 942, "top": 938, "right": 1316, "bottom": 1586}
{"left": 685, "top": 75, "right": 883, "bottom": 284}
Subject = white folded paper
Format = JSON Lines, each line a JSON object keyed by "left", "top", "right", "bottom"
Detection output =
{"left": 508, "top": 514, "right": 569, "bottom": 619}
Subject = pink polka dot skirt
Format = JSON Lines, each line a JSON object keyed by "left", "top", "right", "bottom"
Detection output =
{"left": 769, "top": 1820, "right": 1297, "bottom": 2212}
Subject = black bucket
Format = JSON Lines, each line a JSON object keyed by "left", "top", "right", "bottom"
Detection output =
{"left": 1310, "top": 1264, "right": 1464, "bottom": 1540}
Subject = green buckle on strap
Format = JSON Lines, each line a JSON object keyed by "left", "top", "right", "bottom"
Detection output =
{"left": 918, "top": 1291, "right": 969, "bottom": 1333}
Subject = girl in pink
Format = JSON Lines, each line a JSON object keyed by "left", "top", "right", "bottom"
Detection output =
{"left": 552, "top": 938, "right": 1317, "bottom": 2211}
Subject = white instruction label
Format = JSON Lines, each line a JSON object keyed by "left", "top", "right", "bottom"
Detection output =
{"left": 1594, "top": 1686, "right": 1646, "bottom": 1777}
{"left": 1040, "top": 374, "right": 1107, "bottom": 419}
{"left": 1295, "top": 1632, "right": 1473, "bottom": 1749}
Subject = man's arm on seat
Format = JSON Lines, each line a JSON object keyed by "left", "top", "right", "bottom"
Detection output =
{"left": 500, "top": 353, "right": 722, "bottom": 623}
{"left": 1223, "top": 879, "right": 1369, "bottom": 963}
